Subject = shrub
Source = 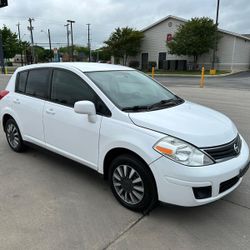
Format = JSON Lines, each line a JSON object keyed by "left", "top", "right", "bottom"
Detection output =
{"left": 129, "top": 60, "right": 140, "bottom": 69}
{"left": 148, "top": 61, "right": 157, "bottom": 70}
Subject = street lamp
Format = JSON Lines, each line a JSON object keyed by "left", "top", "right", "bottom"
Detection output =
{"left": 211, "top": 0, "right": 220, "bottom": 74}
{"left": 67, "top": 20, "right": 75, "bottom": 61}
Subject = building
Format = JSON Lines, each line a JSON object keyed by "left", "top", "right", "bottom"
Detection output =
{"left": 134, "top": 15, "right": 250, "bottom": 71}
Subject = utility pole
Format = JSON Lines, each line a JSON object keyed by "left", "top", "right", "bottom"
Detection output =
{"left": 87, "top": 23, "right": 91, "bottom": 62}
{"left": 27, "top": 18, "right": 35, "bottom": 64}
{"left": 17, "top": 23, "right": 24, "bottom": 66}
{"left": 48, "top": 29, "right": 52, "bottom": 62}
{"left": 64, "top": 24, "right": 70, "bottom": 58}
{"left": 211, "top": 0, "right": 220, "bottom": 71}
{"left": 67, "top": 20, "right": 75, "bottom": 61}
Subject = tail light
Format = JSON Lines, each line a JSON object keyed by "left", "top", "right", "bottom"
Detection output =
{"left": 0, "top": 90, "right": 9, "bottom": 100}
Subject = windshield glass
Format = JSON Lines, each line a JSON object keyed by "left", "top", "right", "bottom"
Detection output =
{"left": 86, "top": 70, "right": 180, "bottom": 111}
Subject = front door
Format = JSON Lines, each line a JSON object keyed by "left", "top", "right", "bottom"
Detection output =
{"left": 158, "top": 52, "right": 166, "bottom": 70}
{"left": 141, "top": 53, "right": 148, "bottom": 71}
{"left": 43, "top": 69, "right": 102, "bottom": 169}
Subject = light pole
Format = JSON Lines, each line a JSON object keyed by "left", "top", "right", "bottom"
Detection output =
{"left": 211, "top": 0, "right": 220, "bottom": 72}
{"left": 41, "top": 29, "right": 52, "bottom": 61}
{"left": 86, "top": 23, "right": 91, "bottom": 62}
{"left": 67, "top": 20, "right": 75, "bottom": 61}
{"left": 64, "top": 24, "right": 70, "bottom": 57}
{"left": 28, "top": 18, "right": 35, "bottom": 63}
{"left": 17, "top": 23, "right": 24, "bottom": 66}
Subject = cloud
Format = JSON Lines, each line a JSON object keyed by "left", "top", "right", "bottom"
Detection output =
{"left": 0, "top": 0, "right": 249, "bottom": 49}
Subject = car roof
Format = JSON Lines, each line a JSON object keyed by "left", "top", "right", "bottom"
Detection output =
{"left": 16, "top": 62, "right": 134, "bottom": 73}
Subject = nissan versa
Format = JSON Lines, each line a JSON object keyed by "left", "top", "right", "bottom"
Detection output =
{"left": 0, "top": 63, "right": 249, "bottom": 212}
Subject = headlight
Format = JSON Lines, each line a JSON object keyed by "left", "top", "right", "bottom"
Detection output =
{"left": 153, "top": 136, "right": 214, "bottom": 166}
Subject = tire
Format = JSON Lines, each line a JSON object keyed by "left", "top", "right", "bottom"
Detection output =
{"left": 109, "top": 154, "right": 157, "bottom": 212}
{"left": 5, "top": 118, "right": 25, "bottom": 152}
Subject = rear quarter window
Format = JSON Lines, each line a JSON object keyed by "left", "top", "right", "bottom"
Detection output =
{"left": 16, "top": 71, "right": 28, "bottom": 93}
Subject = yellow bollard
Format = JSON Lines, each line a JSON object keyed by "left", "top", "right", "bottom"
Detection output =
{"left": 5, "top": 67, "right": 8, "bottom": 75}
{"left": 152, "top": 66, "right": 155, "bottom": 79}
{"left": 200, "top": 66, "right": 205, "bottom": 88}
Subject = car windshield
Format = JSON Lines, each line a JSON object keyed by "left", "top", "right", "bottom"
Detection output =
{"left": 86, "top": 70, "right": 182, "bottom": 111}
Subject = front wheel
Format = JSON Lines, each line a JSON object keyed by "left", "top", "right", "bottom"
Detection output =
{"left": 109, "top": 154, "right": 157, "bottom": 212}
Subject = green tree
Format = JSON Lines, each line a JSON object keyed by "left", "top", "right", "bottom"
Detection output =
{"left": 104, "top": 27, "right": 144, "bottom": 65}
{"left": 167, "top": 17, "right": 218, "bottom": 66}
{"left": 0, "top": 25, "right": 21, "bottom": 59}
{"left": 34, "top": 46, "right": 53, "bottom": 62}
{"left": 92, "top": 46, "right": 112, "bottom": 62}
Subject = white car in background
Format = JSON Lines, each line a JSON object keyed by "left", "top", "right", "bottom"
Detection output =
{"left": 0, "top": 63, "right": 249, "bottom": 212}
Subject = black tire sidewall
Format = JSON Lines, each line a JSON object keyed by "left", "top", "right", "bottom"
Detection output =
{"left": 109, "top": 154, "right": 157, "bottom": 212}
{"left": 5, "top": 119, "right": 24, "bottom": 152}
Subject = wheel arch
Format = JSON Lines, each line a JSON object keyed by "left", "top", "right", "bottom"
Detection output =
{"left": 103, "top": 147, "right": 156, "bottom": 185}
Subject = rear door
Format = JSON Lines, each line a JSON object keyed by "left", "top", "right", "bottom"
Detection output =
{"left": 13, "top": 68, "right": 51, "bottom": 143}
{"left": 43, "top": 69, "right": 108, "bottom": 169}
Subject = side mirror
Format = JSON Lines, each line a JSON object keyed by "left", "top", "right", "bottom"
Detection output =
{"left": 74, "top": 101, "right": 97, "bottom": 123}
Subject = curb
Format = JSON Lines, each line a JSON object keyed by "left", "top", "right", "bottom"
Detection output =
{"left": 148, "top": 70, "right": 248, "bottom": 78}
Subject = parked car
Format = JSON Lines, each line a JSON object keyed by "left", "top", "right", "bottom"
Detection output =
{"left": 0, "top": 63, "right": 249, "bottom": 212}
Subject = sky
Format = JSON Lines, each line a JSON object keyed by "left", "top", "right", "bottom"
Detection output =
{"left": 0, "top": 0, "right": 249, "bottom": 49}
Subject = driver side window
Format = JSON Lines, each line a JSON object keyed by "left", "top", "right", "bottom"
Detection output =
{"left": 51, "top": 69, "right": 110, "bottom": 116}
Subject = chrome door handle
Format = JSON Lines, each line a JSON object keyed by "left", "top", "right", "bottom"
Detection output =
{"left": 13, "top": 99, "right": 20, "bottom": 104}
{"left": 46, "top": 108, "right": 55, "bottom": 115}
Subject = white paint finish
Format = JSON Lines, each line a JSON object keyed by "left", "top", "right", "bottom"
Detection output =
{"left": 129, "top": 101, "right": 238, "bottom": 147}
{"left": 150, "top": 136, "right": 249, "bottom": 206}
{"left": 43, "top": 101, "right": 102, "bottom": 169}
{"left": 0, "top": 62, "right": 249, "bottom": 207}
{"left": 12, "top": 93, "right": 46, "bottom": 142}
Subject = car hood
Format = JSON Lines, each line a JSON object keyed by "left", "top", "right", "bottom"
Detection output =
{"left": 129, "top": 101, "right": 238, "bottom": 147}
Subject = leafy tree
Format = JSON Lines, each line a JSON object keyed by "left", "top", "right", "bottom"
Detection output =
{"left": 34, "top": 46, "right": 53, "bottom": 62}
{"left": 92, "top": 46, "right": 112, "bottom": 62}
{"left": 0, "top": 25, "right": 21, "bottom": 59}
{"left": 167, "top": 17, "right": 218, "bottom": 66}
{"left": 104, "top": 27, "right": 144, "bottom": 65}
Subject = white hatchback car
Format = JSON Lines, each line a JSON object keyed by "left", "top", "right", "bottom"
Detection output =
{"left": 0, "top": 63, "right": 249, "bottom": 212}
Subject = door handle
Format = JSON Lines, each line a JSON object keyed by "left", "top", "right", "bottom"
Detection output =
{"left": 13, "top": 98, "right": 20, "bottom": 104}
{"left": 46, "top": 108, "right": 55, "bottom": 115}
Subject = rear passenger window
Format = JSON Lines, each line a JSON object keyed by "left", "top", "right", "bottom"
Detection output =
{"left": 16, "top": 71, "right": 28, "bottom": 93}
{"left": 25, "top": 69, "right": 50, "bottom": 99}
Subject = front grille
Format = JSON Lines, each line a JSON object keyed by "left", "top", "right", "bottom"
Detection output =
{"left": 219, "top": 176, "right": 239, "bottom": 193}
{"left": 202, "top": 135, "right": 241, "bottom": 162}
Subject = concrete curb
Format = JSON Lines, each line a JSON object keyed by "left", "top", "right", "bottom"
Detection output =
{"left": 148, "top": 70, "right": 249, "bottom": 78}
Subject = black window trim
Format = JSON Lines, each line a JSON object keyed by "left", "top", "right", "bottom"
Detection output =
{"left": 49, "top": 67, "right": 111, "bottom": 117}
{"left": 15, "top": 67, "right": 112, "bottom": 117}
{"left": 15, "top": 67, "right": 53, "bottom": 101}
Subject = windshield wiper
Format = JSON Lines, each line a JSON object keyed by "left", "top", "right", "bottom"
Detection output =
{"left": 149, "top": 98, "right": 183, "bottom": 110}
{"left": 122, "top": 105, "right": 150, "bottom": 112}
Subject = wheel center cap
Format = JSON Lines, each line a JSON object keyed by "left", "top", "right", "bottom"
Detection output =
{"left": 121, "top": 178, "right": 133, "bottom": 192}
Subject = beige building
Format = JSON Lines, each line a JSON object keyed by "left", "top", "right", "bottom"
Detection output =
{"left": 134, "top": 15, "right": 250, "bottom": 71}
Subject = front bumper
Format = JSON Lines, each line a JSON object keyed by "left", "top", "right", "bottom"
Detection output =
{"left": 150, "top": 136, "right": 250, "bottom": 206}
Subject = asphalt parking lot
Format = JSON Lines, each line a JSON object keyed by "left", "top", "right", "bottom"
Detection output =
{"left": 0, "top": 73, "right": 250, "bottom": 250}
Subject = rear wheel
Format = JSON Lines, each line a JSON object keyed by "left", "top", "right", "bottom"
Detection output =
{"left": 109, "top": 154, "right": 157, "bottom": 212}
{"left": 5, "top": 119, "right": 25, "bottom": 152}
